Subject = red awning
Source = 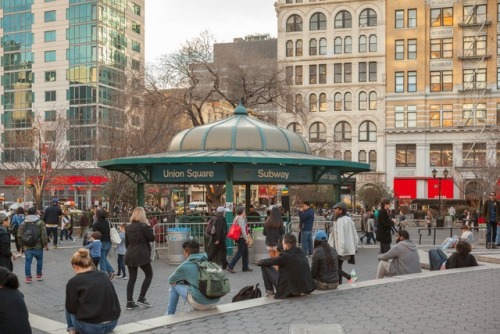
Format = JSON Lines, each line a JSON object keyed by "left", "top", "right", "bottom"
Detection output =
{"left": 428, "top": 179, "right": 454, "bottom": 199}
{"left": 394, "top": 179, "right": 417, "bottom": 199}
{"left": 4, "top": 175, "right": 107, "bottom": 186}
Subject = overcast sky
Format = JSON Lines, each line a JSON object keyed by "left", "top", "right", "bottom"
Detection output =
{"left": 145, "top": 0, "right": 277, "bottom": 64}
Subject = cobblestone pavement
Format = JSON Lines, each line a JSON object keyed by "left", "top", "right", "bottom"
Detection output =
{"left": 13, "top": 228, "right": 498, "bottom": 333}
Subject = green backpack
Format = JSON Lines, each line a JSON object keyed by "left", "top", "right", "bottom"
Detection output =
{"left": 195, "top": 260, "right": 230, "bottom": 299}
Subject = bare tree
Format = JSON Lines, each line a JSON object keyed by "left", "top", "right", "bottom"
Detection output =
{"left": 356, "top": 182, "right": 393, "bottom": 210}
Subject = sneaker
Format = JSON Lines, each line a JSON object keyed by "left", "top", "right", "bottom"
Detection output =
{"left": 226, "top": 268, "right": 236, "bottom": 274}
{"left": 136, "top": 298, "right": 151, "bottom": 307}
{"left": 126, "top": 301, "right": 139, "bottom": 310}
{"left": 36, "top": 275, "right": 43, "bottom": 281}
{"left": 109, "top": 273, "right": 115, "bottom": 280}
{"left": 53, "top": 245, "right": 58, "bottom": 249}
{"left": 243, "top": 268, "right": 253, "bottom": 272}
{"left": 121, "top": 276, "right": 128, "bottom": 280}
{"left": 25, "top": 277, "right": 33, "bottom": 284}
{"left": 265, "top": 290, "right": 275, "bottom": 297}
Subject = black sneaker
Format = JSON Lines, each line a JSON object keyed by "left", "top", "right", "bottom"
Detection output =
{"left": 136, "top": 298, "right": 151, "bottom": 307}
{"left": 126, "top": 301, "right": 139, "bottom": 310}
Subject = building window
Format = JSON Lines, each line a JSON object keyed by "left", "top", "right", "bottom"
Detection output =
{"left": 132, "top": 21, "right": 141, "bottom": 34}
{"left": 395, "top": 72, "right": 404, "bottom": 93}
{"left": 45, "top": 110, "right": 56, "bottom": 121}
{"left": 369, "top": 91, "right": 377, "bottom": 110}
{"left": 431, "top": 70, "right": 453, "bottom": 92}
{"left": 344, "top": 151, "right": 352, "bottom": 161}
{"left": 360, "top": 8, "right": 377, "bottom": 27}
{"left": 408, "top": 9, "right": 417, "bottom": 28}
{"left": 309, "top": 65, "right": 317, "bottom": 84}
{"left": 396, "top": 144, "right": 416, "bottom": 167}
{"left": 359, "top": 35, "right": 367, "bottom": 53}
{"left": 287, "top": 122, "right": 303, "bottom": 135}
{"left": 310, "top": 12, "right": 326, "bottom": 31}
{"left": 395, "top": 106, "right": 405, "bottom": 128}
{"left": 430, "top": 144, "right": 453, "bottom": 167}
{"left": 462, "top": 143, "right": 486, "bottom": 166}
{"left": 295, "top": 39, "right": 303, "bottom": 56}
{"left": 344, "top": 63, "right": 352, "bottom": 83}
{"left": 462, "top": 103, "right": 486, "bottom": 126}
{"left": 286, "top": 40, "right": 294, "bottom": 56}
{"left": 430, "top": 104, "right": 453, "bottom": 127}
{"left": 334, "top": 151, "right": 342, "bottom": 159}
{"left": 295, "top": 94, "right": 303, "bottom": 113}
{"left": 45, "top": 90, "right": 56, "bottom": 102}
{"left": 45, "top": 50, "right": 56, "bottom": 62}
{"left": 132, "top": 2, "right": 141, "bottom": 16}
{"left": 286, "top": 66, "right": 293, "bottom": 85}
{"left": 359, "top": 121, "right": 376, "bottom": 142}
{"left": 359, "top": 92, "right": 367, "bottom": 110}
{"left": 359, "top": 62, "right": 367, "bottom": 82}
{"left": 497, "top": 103, "right": 500, "bottom": 126}
{"left": 431, "top": 8, "right": 453, "bottom": 27}
{"left": 309, "top": 94, "right": 317, "bottom": 112}
{"left": 463, "top": 4, "right": 486, "bottom": 24}
{"left": 463, "top": 35, "right": 487, "bottom": 57}
{"left": 319, "top": 64, "right": 327, "bottom": 84}
{"left": 44, "top": 30, "right": 56, "bottom": 42}
{"left": 334, "top": 121, "right": 351, "bottom": 142}
{"left": 407, "top": 71, "right": 417, "bottom": 92}
{"left": 309, "top": 39, "right": 317, "bottom": 56}
{"left": 431, "top": 38, "right": 453, "bottom": 59}
{"left": 344, "top": 37, "right": 352, "bottom": 53}
{"left": 408, "top": 105, "right": 417, "bottom": 127}
{"left": 369, "top": 62, "right": 377, "bottom": 82}
{"left": 334, "top": 63, "right": 342, "bottom": 83}
{"left": 395, "top": 40, "right": 404, "bottom": 60}
{"left": 369, "top": 35, "right": 377, "bottom": 52}
{"left": 334, "top": 37, "right": 342, "bottom": 54}
{"left": 334, "top": 93, "right": 342, "bottom": 111}
{"left": 132, "top": 40, "right": 141, "bottom": 52}
{"left": 335, "top": 10, "right": 352, "bottom": 28}
{"left": 407, "top": 39, "right": 416, "bottom": 59}
{"left": 286, "top": 95, "right": 293, "bottom": 113}
{"left": 395, "top": 10, "right": 404, "bottom": 29}
{"left": 369, "top": 150, "right": 377, "bottom": 170}
{"left": 309, "top": 122, "right": 326, "bottom": 143}
{"left": 359, "top": 150, "right": 367, "bottom": 163}
{"left": 295, "top": 66, "right": 303, "bottom": 85}
{"left": 45, "top": 71, "right": 56, "bottom": 82}
{"left": 463, "top": 68, "right": 486, "bottom": 90}
{"left": 319, "top": 93, "right": 327, "bottom": 112}
{"left": 319, "top": 38, "right": 327, "bottom": 55}
{"left": 287, "top": 14, "right": 303, "bottom": 32}
{"left": 344, "top": 92, "right": 352, "bottom": 111}
{"left": 45, "top": 10, "right": 56, "bottom": 22}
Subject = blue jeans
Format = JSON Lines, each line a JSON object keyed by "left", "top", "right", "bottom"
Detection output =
{"left": 25, "top": 248, "right": 43, "bottom": 278}
{"left": 166, "top": 284, "right": 189, "bottom": 315}
{"left": 66, "top": 310, "right": 117, "bottom": 334}
{"left": 99, "top": 241, "right": 114, "bottom": 274}
{"left": 301, "top": 231, "right": 313, "bottom": 256}
{"left": 496, "top": 225, "right": 500, "bottom": 245}
{"left": 228, "top": 238, "right": 249, "bottom": 270}
{"left": 428, "top": 249, "right": 447, "bottom": 270}
{"left": 486, "top": 222, "right": 497, "bottom": 245}
{"left": 117, "top": 254, "right": 126, "bottom": 277}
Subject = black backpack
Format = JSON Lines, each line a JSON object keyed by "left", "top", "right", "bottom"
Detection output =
{"left": 22, "top": 220, "right": 40, "bottom": 247}
{"left": 231, "top": 283, "right": 262, "bottom": 302}
{"left": 205, "top": 217, "right": 216, "bottom": 235}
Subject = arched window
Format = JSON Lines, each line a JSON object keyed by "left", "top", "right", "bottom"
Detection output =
{"left": 344, "top": 92, "right": 352, "bottom": 111}
{"left": 359, "top": 35, "right": 367, "bottom": 53}
{"left": 309, "top": 93, "right": 317, "bottom": 112}
{"left": 359, "top": 121, "right": 377, "bottom": 142}
{"left": 286, "top": 40, "right": 293, "bottom": 57}
{"left": 359, "top": 92, "right": 367, "bottom": 110}
{"left": 369, "top": 150, "right": 377, "bottom": 170}
{"left": 309, "top": 38, "right": 317, "bottom": 55}
{"left": 334, "top": 93, "right": 342, "bottom": 111}
{"left": 334, "top": 150, "right": 342, "bottom": 159}
{"left": 369, "top": 91, "right": 377, "bottom": 110}
{"left": 309, "top": 122, "right": 326, "bottom": 143}
{"left": 335, "top": 10, "right": 352, "bottom": 28}
{"left": 287, "top": 122, "right": 303, "bottom": 135}
{"left": 334, "top": 121, "right": 352, "bottom": 142}
{"left": 319, "top": 38, "right": 327, "bottom": 55}
{"left": 319, "top": 93, "right": 327, "bottom": 112}
{"left": 295, "top": 39, "right": 303, "bottom": 56}
{"left": 310, "top": 12, "right": 326, "bottom": 31}
{"left": 334, "top": 37, "right": 342, "bottom": 54}
{"left": 344, "top": 150, "right": 352, "bottom": 161}
{"left": 344, "top": 36, "right": 352, "bottom": 53}
{"left": 358, "top": 150, "right": 367, "bottom": 163}
{"left": 369, "top": 35, "right": 377, "bottom": 52}
{"left": 295, "top": 94, "right": 303, "bottom": 113}
{"left": 360, "top": 9, "right": 377, "bottom": 27}
{"left": 286, "top": 14, "right": 303, "bottom": 32}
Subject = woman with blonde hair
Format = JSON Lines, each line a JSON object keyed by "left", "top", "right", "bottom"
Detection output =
{"left": 125, "top": 207, "right": 155, "bottom": 310}
{"left": 65, "top": 249, "right": 120, "bottom": 334}
{"left": 263, "top": 206, "right": 285, "bottom": 258}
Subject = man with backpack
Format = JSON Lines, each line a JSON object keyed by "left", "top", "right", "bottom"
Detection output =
{"left": 17, "top": 207, "right": 49, "bottom": 283}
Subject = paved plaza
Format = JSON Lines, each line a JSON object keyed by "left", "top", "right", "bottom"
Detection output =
{"left": 11, "top": 228, "right": 500, "bottom": 334}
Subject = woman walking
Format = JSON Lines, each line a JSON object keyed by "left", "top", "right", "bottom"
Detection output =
{"left": 263, "top": 206, "right": 285, "bottom": 258}
{"left": 92, "top": 209, "right": 115, "bottom": 279}
{"left": 125, "top": 207, "right": 155, "bottom": 310}
{"left": 226, "top": 206, "right": 252, "bottom": 273}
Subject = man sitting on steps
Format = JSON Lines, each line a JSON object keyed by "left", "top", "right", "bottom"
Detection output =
{"left": 376, "top": 230, "right": 421, "bottom": 279}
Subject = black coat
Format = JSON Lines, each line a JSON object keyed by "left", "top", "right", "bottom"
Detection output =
{"left": 258, "top": 246, "right": 316, "bottom": 299}
{"left": 0, "top": 226, "right": 13, "bottom": 271}
{"left": 125, "top": 222, "right": 155, "bottom": 267}
{"left": 311, "top": 244, "right": 339, "bottom": 284}
{"left": 214, "top": 216, "right": 228, "bottom": 242}
{"left": 376, "top": 208, "right": 393, "bottom": 244}
{"left": 93, "top": 219, "right": 111, "bottom": 242}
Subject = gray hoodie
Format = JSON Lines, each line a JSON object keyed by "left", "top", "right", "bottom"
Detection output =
{"left": 378, "top": 239, "right": 421, "bottom": 276}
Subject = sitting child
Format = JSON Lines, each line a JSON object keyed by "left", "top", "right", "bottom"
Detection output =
{"left": 429, "top": 240, "right": 478, "bottom": 270}
{"left": 440, "top": 225, "right": 473, "bottom": 250}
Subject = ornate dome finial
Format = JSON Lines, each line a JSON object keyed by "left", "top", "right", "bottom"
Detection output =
{"left": 233, "top": 101, "right": 247, "bottom": 115}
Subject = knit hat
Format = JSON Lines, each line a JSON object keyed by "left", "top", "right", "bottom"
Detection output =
{"left": 333, "top": 202, "right": 347, "bottom": 210}
{"left": 216, "top": 206, "right": 226, "bottom": 213}
{"left": 0, "top": 212, "right": 8, "bottom": 222}
{"left": 314, "top": 230, "right": 328, "bottom": 241}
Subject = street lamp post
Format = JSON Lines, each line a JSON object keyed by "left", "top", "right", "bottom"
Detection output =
{"left": 432, "top": 168, "right": 449, "bottom": 223}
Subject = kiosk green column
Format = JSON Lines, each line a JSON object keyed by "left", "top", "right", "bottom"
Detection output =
{"left": 137, "top": 183, "right": 145, "bottom": 207}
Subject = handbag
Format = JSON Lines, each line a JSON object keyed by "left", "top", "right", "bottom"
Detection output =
{"left": 246, "top": 235, "right": 254, "bottom": 247}
{"left": 227, "top": 218, "right": 242, "bottom": 241}
{"left": 108, "top": 221, "right": 121, "bottom": 246}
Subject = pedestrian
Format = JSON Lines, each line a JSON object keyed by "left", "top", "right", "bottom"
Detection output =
{"left": 0, "top": 267, "right": 32, "bottom": 334}
{"left": 263, "top": 206, "right": 285, "bottom": 258}
{"left": 85, "top": 231, "right": 102, "bottom": 268}
{"left": 207, "top": 207, "right": 228, "bottom": 269}
{"left": 298, "top": 201, "right": 314, "bottom": 256}
{"left": 376, "top": 230, "right": 421, "bottom": 279}
{"left": 311, "top": 230, "right": 339, "bottom": 290}
{"left": 1, "top": 212, "right": 19, "bottom": 271}
{"left": 125, "top": 207, "right": 155, "bottom": 310}
{"left": 116, "top": 223, "right": 127, "bottom": 279}
{"left": 359, "top": 208, "right": 369, "bottom": 243}
{"left": 448, "top": 206, "right": 456, "bottom": 222}
{"left": 42, "top": 199, "right": 62, "bottom": 249}
{"left": 92, "top": 209, "right": 116, "bottom": 279}
{"left": 226, "top": 206, "right": 252, "bottom": 274}
{"left": 365, "top": 213, "right": 376, "bottom": 244}
{"left": 79, "top": 214, "right": 90, "bottom": 240}
{"left": 376, "top": 198, "right": 393, "bottom": 254}
{"left": 482, "top": 192, "right": 499, "bottom": 249}
{"left": 328, "top": 202, "right": 358, "bottom": 284}
{"left": 429, "top": 240, "right": 478, "bottom": 270}
{"left": 60, "top": 210, "right": 73, "bottom": 242}
{"left": 10, "top": 207, "right": 25, "bottom": 255}
{"left": 18, "top": 207, "right": 49, "bottom": 283}
{"left": 65, "top": 249, "right": 120, "bottom": 334}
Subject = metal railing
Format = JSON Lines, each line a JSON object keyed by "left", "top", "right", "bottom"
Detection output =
{"left": 417, "top": 226, "right": 484, "bottom": 245}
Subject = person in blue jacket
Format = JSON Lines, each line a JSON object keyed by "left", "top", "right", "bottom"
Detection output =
{"left": 298, "top": 201, "right": 314, "bottom": 256}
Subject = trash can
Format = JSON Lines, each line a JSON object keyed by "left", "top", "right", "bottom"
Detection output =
{"left": 167, "top": 227, "right": 191, "bottom": 265}
{"left": 436, "top": 217, "right": 444, "bottom": 228}
{"left": 251, "top": 228, "right": 268, "bottom": 264}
